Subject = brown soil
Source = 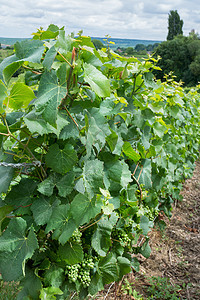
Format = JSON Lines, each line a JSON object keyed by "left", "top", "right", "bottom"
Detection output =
{"left": 95, "top": 161, "right": 200, "bottom": 299}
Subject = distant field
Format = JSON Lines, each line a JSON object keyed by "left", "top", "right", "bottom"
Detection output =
{"left": 94, "top": 37, "right": 162, "bottom": 49}
{"left": 0, "top": 48, "right": 14, "bottom": 62}
{"left": 0, "top": 36, "right": 162, "bottom": 49}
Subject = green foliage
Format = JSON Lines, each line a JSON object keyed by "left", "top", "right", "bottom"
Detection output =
{"left": 121, "top": 279, "right": 144, "bottom": 299}
{"left": 154, "top": 35, "right": 200, "bottom": 86}
{"left": 146, "top": 276, "right": 183, "bottom": 299}
{"left": 167, "top": 10, "right": 183, "bottom": 40}
{"left": 135, "top": 44, "right": 147, "bottom": 52}
{"left": 0, "top": 24, "right": 200, "bottom": 299}
{"left": 115, "top": 43, "right": 159, "bottom": 57}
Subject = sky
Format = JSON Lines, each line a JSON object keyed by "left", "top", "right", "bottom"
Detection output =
{"left": 0, "top": 0, "right": 199, "bottom": 41}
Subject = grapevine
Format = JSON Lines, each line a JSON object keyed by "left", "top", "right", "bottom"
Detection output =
{"left": 0, "top": 24, "right": 199, "bottom": 299}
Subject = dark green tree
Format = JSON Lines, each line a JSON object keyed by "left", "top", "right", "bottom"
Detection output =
{"left": 154, "top": 35, "right": 200, "bottom": 86}
{"left": 135, "top": 44, "right": 146, "bottom": 51}
{"left": 167, "top": 10, "right": 183, "bottom": 40}
{"left": 126, "top": 47, "right": 135, "bottom": 55}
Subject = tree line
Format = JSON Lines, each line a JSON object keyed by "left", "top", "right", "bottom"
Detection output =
{"left": 154, "top": 10, "right": 200, "bottom": 87}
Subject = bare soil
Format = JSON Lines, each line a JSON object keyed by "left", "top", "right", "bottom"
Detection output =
{"left": 96, "top": 161, "right": 200, "bottom": 299}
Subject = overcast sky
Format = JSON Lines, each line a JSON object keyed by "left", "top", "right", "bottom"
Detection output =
{"left": 0, "top": 0, "right": 199, "bottom": 41}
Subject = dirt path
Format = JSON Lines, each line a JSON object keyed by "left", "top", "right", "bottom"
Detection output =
{"left": 97, "top": 161, "right": 200, "bottom": 299}
{"left": 134, "top": 160, "right": 200, "bottom": 299}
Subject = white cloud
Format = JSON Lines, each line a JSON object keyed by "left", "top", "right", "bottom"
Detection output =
{"left": 0, "top": 0, "right": 199, "bottom": 40}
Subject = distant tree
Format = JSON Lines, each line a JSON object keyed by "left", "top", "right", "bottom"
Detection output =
{"left": 135, "top": 44, "right": 146, "bottom": 51}
{"left": 146, "top": 44, "right": 153, "bottom": 51}
{"left": 154, "top": 35, "right": 200, "bottom": 86}
{"left": 126, "top": 47, "right": 135, "bottom": 55}
{"left": 92, "top": 39, "right": 104, "bottom": 50}
{"left": 189, "top": 55, "right": 200, "bottom": 77}
{"left": 152, "top": 43, "right": 160, "bottom": 50}
{"left": 167, "top": 10, "right": 183, "bottom": 40}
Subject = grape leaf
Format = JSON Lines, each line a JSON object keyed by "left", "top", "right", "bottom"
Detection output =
{"left": 31, "top": 196, "right": 60, "bottom": 226}
{"left": 122, "top": 141, "right": 141, "bottom": 162}
{"left": 91, "top": 215, "right": 117, "bottom": 257}
{"left": 45, "top": 143, "right": 78, "bottom": 174}
{"left": 140, "top": 215, "right": 153, "bottom": 236}
{"left": 0, "top": 153, "right": 14, "bottom": 194}
{"left": 44, "top": 265, "right": 64, "bottom": 288}
{"left": 82, "top": 159, "right": 104, "bottom": 198}
{"left": 134, "top": 159, "right": 152, "bottom": 189}
{"left": 24, "top": 110, "right": 69, "bottom": 136}
{"left": 1, "top": 40, "right": 44, "bottom": 84}
{"left": 140, "top": 239, "right": 151, "bottom": 258}
{"left": 0, "top": 205, "right": 13, "bottom": 235}
{"left": 70, "top": 194, "right": 103, "bottom": 226}
{"left": 0, "top": 218, "right": 38, "bottom": 281}
{"left": 106, "top": 160, "right": 132, "bottom": 193}
{"left": 6, "top": 82, "right": 35, "bottom": 110}
{"left": 84, "top": 110, "right": 110, "bottom": 157}
{"left": 98, "top": 253, "right": 119, "bottom": 284}
{"left": 40, "top": 287, "right": 63, "bottom": 299}
{"left": 0, "top": 79, "right": 7, "bottom": 112}
{"left": 43, "top": 46, "right": 57, "bottom": 70}
{"left": 117, "top": 256, "right": 131, "bottom": 279}
{"left": 37, "top": 176, "right": 55, "bottom": 197}
{"left": 83, "top": 62, "right": 110, "bottom": 97}
{"left": 37, "top": 172, "right": 75, "bottom": 198}
{"left": 14, "top": 40, "right": 44, "bottom": 63}
{"left": 59, "top": 242, "right": 83, "bottom": 264}
{"left": 34, "top": 70, "right": 67, "bottom": 125}
{"left": 5, "top": 178, "right": 38, "bottom": 207}
{"left": 45, "top": 204, "right": 76, "bottom": 245}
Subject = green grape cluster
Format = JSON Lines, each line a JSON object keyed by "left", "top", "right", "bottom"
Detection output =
{"left": 78, "top": 269, "right": 91, "bottom": 287}
{"left": 66, "top": 264, "right": 80, "bottom": 283}
{"left": 143, "top": 205, "right": 159, "bottom": 221}
{"left": 112, "top": 228, "right": 132, "bottom": 248}
{"left": 66, "top": 255, "right": 95, "bottom": 287}
{"left": 70, "top": 228, "right": 82, "bottom": 243}
{"left": 118, "top": 231, "right": 132, "bottom": 247}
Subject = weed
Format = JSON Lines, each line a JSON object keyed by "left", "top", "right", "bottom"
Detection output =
{"left": 0, "top": 280, "right": 19, "bottom": 300}
{"left": 145, "top": 276, "right": 184, "bottom": 300}
{"left": 121, "top": 279, "right": 144, "bottom": 299}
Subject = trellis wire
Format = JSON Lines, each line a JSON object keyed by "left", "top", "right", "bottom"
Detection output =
{"left": 0, "top": 161, "right": 41, "bottom": 169}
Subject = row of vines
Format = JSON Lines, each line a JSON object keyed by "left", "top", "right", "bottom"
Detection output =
{"left": 0, "top": 24, "right": 200, "bottom": 299}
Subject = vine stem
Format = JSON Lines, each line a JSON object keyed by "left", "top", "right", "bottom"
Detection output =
{"left": 57, "top": 51, "right": 73, "bottom": 68}
{"left": 22, "top": 65, "right": 42, "bottom": 75}
{"left": 61, "top": 106, "right": 80, "bottom": 131}
{"left": 131, "top": 173, "right": 143, "bottom": 205}
{"left": 137, "top": 165, "right": 143, "bottom": 181}
{"left": 132, "top": 162, "right": 139, "bottom": 176}
{"left": 59, "top": 47, "right": 77, "bottom": 108}
{"left": 80, "top": 215, "right": 103, "bottom": 232}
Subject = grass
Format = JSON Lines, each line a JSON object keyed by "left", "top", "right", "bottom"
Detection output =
{"left": 120, "top": 276, "right": 186, "bottom": 300}
{"left": 0, "top": 49, "right": 14, "bottom": 62}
